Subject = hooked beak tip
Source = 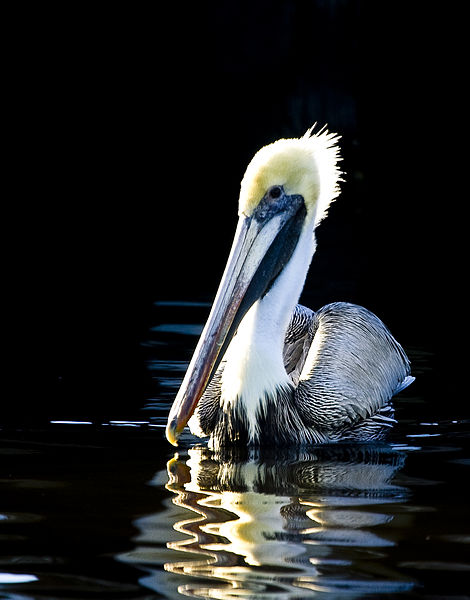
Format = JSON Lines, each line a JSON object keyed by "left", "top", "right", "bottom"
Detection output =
{"left": 165, "top": 416, "right": 181, "bottom": 446}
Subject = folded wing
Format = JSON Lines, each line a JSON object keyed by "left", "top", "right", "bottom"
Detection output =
{"left": 287, "top": 302, "right": 413, "bottom": 434}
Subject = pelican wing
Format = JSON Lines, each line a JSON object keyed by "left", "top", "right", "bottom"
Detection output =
{"left": 293, "top": 302, "right": 413, "bottom": 434}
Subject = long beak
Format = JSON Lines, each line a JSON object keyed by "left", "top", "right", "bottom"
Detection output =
{"left": 166, "top": 195, "right": 305, "bottom": 445}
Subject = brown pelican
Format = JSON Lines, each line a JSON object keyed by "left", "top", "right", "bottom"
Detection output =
{"left": 166, "top": 126, "right": 414, "bottom": 448}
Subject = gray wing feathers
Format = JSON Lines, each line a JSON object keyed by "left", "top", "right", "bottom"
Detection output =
{"left": 283, "top": 304, "right": 315, "bottom": 386}
{"left": 293, "top": 302, "right": 412, "bottom": 433}
{"left": 393, "top": 375, "right": 415, "bottom": 395}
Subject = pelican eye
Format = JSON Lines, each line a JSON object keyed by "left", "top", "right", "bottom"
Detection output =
{"left": 268, "top": 185, "right": 282, "bottom": 199}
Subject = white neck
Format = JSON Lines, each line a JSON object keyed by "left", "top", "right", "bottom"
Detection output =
{"left": 220, "top": 220, "right": 316, "bottom": 437}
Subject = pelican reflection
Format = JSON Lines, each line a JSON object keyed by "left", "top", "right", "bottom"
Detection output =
{"left": 159, "top": 446, "right": 414, "bottom": 598}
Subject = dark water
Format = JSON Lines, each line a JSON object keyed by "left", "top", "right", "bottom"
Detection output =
{"left": 1, "top": 301, "right": 469, "bottom": 600}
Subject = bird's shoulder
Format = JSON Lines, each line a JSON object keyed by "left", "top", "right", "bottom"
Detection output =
{"left": 283, "top": 304, "right": 316, "bottom": 385}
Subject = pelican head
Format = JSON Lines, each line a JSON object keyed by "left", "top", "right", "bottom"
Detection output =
{"left": 166, "top": 126, "right": 341, "bottom": 446}
{"left": 239, "top": 126, "right": 341, "bottom": 223}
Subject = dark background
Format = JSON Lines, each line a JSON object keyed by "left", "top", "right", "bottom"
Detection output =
{"left": 6, "top": 2, "right": 464, "bottom": 421}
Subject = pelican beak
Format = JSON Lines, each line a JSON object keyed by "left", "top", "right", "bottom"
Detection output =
{"left": 166, "top": 190, "right": 306, "bottom": 445}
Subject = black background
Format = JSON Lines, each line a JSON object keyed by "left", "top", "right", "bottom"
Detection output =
{"left": 6, "top": 2, "right": 464, "bottom": 421}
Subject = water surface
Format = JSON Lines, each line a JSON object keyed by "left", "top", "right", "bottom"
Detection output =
{"left": 1, "top": 301, "right": 468, "bottom": 599}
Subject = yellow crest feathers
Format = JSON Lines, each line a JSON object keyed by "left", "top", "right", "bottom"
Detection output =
{"left": 239, "top": 126, "right": 342, "bottom": 226}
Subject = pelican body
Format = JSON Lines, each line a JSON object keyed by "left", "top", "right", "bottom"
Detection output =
{"left": 166, "top": 127, "right": 414, "bottom": 448}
